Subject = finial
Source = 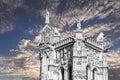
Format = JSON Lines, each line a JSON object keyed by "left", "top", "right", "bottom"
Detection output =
{"left": 45, "top": 9, "right": 49, "bottom": 24}
{"left": 77, "top": 21, "right": 81, "bottom": 30}
{"left": 96, "top": 32, "right": 104, "bottom": 42}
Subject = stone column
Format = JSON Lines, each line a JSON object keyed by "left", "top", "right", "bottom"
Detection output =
{"left": 98, "top": 68, "right": 102, "bottom": 80}
{"left": 58, "top": 68, "right": 62, "bottom": 80}
{"left": 64, "top": 69, "right": 68, "bottom": 80}
{"left": 95, "top": 71, "right": 97, "bottom": 80}
{"left": 93, "top": 69, "right": 98, "bottom": 80}
{"left": 91, "top": 69, "right": 93, "bottom": 80}
{"left": 44, "top": 59, "right": 47, "bottom": 80}
{"left": 42, "top": 53, "right": 49, "bottom": 80}
{"left": 42, "top": 55, "right": 45, "bottom": 80}
{"left": 105, "top": 69, "right": 108, "bottom": 80}
{"left": 103, "top": 68, "right": 108, "bottom": 80}
{"left": 87, "top": 67, "right": 92, "bottom": 80}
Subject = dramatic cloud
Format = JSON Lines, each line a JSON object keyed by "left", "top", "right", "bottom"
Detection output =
{"left": 0, "top": 0, "right": 119, "bottom": 34}
{"left": 1, "top": 0, "right": 24, "bottom": 10}
{"left": 0, "top": 34, "right": 41, "bottom": 79}
{"left": 0, "top": 0, "right": 24, "bottom": 34}
{"left": 0, "top": 0, "right": 119, "bottom": 79}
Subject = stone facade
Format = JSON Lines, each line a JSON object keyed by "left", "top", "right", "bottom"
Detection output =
{"left": 39, "top": 10, "right": 111, "bottom": 80}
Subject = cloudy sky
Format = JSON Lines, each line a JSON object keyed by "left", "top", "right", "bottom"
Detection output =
{"left": 0, "top": 0, "right": 120, "bottom": 80}
{"left": 0, "top": 0, "right": 120, "bottom": 56}
{"left": 0, "top": 0, "right": 43, "bottom": 56}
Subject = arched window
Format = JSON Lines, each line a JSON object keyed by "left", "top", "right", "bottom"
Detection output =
{"left": 40, "top": 25, "right": 53, "bottom": 43}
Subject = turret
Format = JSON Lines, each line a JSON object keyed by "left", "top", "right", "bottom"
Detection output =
{"left": 40, "top": 10, "right": 53, "bottom": 44}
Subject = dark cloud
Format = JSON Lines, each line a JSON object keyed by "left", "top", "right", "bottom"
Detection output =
{"left": 109, "top": 68, "right": 120, "bottom": 80}
{"left": 0, "top": 0, "right": 119, "bottom": 34}
{"left": 1, "top": 0, "right": 24, "bottom": 10}
{"left": 0, "top": 12, "right": 16, "bottom": 33}
{"left": 0, "top": 0, "right": 24, "bottom": 33}
{"left": 0, "top": 1, "right": 119, "bottom": 79}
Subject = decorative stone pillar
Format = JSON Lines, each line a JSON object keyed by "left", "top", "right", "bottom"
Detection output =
{"left": 86, "top": 66, "right": 93, "bottom": 80}
{"left": 93, "top": 68, "right": 98, "bottom": 80}
{"left": 95, "top": 71, "right": 97, "bottom": 80}
{"left": 102, "top": 68, "right": 108, "bottom": 80}
{"left": 105, "top": 69, "right": 108, "bottom": 80}
{"left": 40, "top": 51, "right": 49, "bottom": 80}
{"left": 87, "top": 69, "right": 90, "bottom": 80}
{"left": 90, "top": 69, "right": 93, "bottom": 80}
{"left": 59, "top": 68, "right": 62, "bottom": 80}
{"left": 42, "top": 55, "right": 46, "bottom": 80}
{"left": 64, "top": 69, "right": 68, "bottom": 80}
{"left": 44, "top": 55, "right": 47, "bottom": 80}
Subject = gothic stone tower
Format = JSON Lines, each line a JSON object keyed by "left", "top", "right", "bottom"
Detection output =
{"left": 39, "top": 10, "right": 111, "bottom": 80}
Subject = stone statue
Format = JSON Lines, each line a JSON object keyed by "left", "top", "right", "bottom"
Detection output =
{"left": 96, "top": 32, "right": 104, "bottom": 42}
{"left": 54, "top": 27, "right": 60, "bottom": 36}
{"left": 77, "top": 21, "right": 81, "bottom": 30}
{"left": 45, "top": 9, "right": 49, "bottom": 24}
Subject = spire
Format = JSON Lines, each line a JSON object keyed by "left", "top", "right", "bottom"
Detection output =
{"left": 77, "top": 21, "right": 81, "bottom": 30}
{"left": 45, "top": 9, "right": 49, "bottom": 24}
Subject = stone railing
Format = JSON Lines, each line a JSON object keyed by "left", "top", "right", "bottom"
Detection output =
{"left": 98, "top": 61, "right": 107, "bottom": 67}
{"left": 53, "top": 37, "right": 74, "bottom": 48}
{"left": 86, "top": 38, "right": 112, "bottom": 50}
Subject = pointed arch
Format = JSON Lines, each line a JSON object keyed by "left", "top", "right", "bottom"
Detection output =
{"left": 60, "top": 66, "right": 65, "bottom": 80}
{"left": 40, "top": 25, "right": 54, "bottom": 44}
{"left": 93, "top": 67, "right": 99, "bottom": 80}
{"left": 86, "top": 64, "right": 92, "bottom": 80}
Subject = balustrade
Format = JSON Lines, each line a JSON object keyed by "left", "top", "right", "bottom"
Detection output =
{"left": 86, "top": 38, "right": 111, "bottom": 50}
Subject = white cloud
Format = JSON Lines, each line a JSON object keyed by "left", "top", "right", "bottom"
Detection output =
{"left": 18, "top": 39, "right": 31, "bottom": 50}
{"left": 3, "top": 33, "right": 41, "bottom": 78}
{"left": 83, "top": 24, "right": 112, "bottom": 37}
{"left": 0, "top": 0, "right": 119, "bottom": 78}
